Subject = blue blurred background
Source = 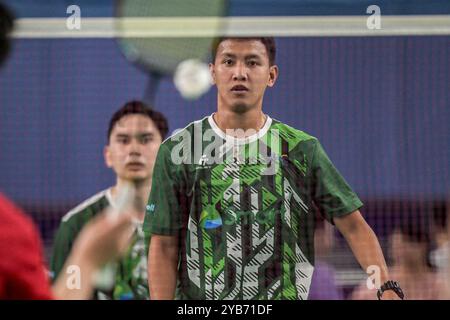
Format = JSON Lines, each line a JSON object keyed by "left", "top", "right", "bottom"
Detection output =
{"left": 1, "top": 0, "right": 448, "bottom": 205}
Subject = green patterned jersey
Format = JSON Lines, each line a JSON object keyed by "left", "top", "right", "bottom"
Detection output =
{"left": 51, "top": 189, "right": 149, "bottom": 300}
{"left": 143, "top": 114, "right": 362, "bottom": 300}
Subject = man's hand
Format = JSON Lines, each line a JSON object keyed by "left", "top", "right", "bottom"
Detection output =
{"left": 72, "top": 209, "right": 136, "bottom": 268}
{"left": 52, "top": 208, "right": 137, "bottom": 299}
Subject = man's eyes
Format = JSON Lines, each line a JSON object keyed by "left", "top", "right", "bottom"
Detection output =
{"left": 117, "top": 137, "right": 129, "bottom": 144}
{"left": 140, "top": 136, "right": 152, "bottom": 143}
{"left": 222, "top": 59, "right": 259, "bottom": 66}
{"left": 115, "top": 136, "right": 153, "bottom": 144}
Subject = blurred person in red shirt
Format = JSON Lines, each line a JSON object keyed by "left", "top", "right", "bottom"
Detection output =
{"left": 0, "top": 2, "right": 137, "bottom": 300}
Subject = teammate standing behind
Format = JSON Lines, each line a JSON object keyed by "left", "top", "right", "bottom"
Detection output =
{"left": 145, "top": 37, "right": 402, "bottom": 300}
{"left": 51, "top": 101, "right": 168, "bottom": 299}
{"left": 1, "top": 3, "right": 142, "bottom": 300}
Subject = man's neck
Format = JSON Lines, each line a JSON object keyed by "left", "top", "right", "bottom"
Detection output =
{"left": 214, "top": 107, "right": 266, "bottom": 137}
{"left": 112, "top": 179, "right": 152, "bottom": 221}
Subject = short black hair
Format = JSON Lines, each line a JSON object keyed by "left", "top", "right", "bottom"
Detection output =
{"left": 107, "top": 100, "right": 169, "bottom": 143}
{"left": 0, "top": 2, "right": 14, "bottom": 67}
{"left": 211, "top": 37, "right": 277, "bottom": 66}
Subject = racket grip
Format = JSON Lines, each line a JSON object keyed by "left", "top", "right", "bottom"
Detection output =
{"left": 93, "top": 262, "right": 117, "bottom": 292}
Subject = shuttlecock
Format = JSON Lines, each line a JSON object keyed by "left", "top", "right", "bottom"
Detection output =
{"left": 174, "top": 59, "right": 212, "bottom": 100}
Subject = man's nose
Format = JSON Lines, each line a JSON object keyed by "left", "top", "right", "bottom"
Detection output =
{"left": 129, "top": 139, "right": 141, "bottom": 155}
{"left": 232, "top": 62, "right": 247, "bottom": 81}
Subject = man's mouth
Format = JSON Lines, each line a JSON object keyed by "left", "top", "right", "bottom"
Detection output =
{"left": 231, "top": 85, "right": 249, "bottom": 92}
{"left": 126, "top": 162, "right": 144, "bottom": 169}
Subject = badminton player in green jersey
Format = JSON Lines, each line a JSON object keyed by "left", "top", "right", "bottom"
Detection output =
{"left": 144, "top": 37, "right": 403, "bottom": 300}
{"left": 52, "top": 101, "right": 168, "bottom": 299}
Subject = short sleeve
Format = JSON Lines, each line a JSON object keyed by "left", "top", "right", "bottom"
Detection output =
{"left": 310, "top": 139, "right": 363, "bottom": 223}
{"left": 143, "top": 143, "right": 184, "bottom": 237}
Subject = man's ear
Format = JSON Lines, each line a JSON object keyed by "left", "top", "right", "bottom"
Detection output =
{"left": 267, "top": 65, "right": 279, "bottom": 88}
{"left": 104, "top": 145, "right": 112, "bottom": 168}
{"left": 209, "top": 63, "right": 216, "bottom": 85}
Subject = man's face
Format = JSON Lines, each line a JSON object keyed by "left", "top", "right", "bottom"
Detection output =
{"left": 104, "top": 114, "right": 162, "bottom": 183}
{"left": 210, "top": 39, "right": 278, "bottom": 113}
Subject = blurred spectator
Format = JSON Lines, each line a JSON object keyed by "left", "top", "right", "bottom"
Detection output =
{"left": 430, "top": 199, "right": 450, "bottom": 298}
{"left": 351, "top": 216, "right": 447, "bottom": 300}
{"left": 308, "top": 218, "right": 343, "bottom": 300}
{"left": 430, "top": 202, "right": 449, "bottom": 270}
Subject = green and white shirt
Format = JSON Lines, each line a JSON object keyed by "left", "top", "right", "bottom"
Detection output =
{"left": 143, "top": 114, "right": 362, "bottom": 300}
{"left": 51, "top": 189, "right": 149, "bottom": 300}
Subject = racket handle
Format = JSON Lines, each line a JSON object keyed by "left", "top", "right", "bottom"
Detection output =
{"left": 108, "top": 182, "right": 136, "bottom": 221}
{"left": 93, "top": 262, "right": 117, "bottom": 292}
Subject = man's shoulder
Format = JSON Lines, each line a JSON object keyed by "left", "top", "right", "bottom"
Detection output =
{"left": 61, "top": 189, "right": 110, "bottom": 225}
{"left": 270, "top": 118, "right": 319, "bottom": 147}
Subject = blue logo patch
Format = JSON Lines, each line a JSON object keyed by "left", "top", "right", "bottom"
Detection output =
{"left": 200, "top": 209, "right": 223, "bottom": 229}
{"left": 203, "top": 218, "right": 223, "bottom": 229}
{"left": 146, "top": 204, "right": 156, "bottom": 213}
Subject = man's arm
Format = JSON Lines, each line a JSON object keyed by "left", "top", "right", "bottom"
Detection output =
{"left": 148, "top": 235, "right": 179, "bottom": 300}
{"left": 334, "top": 210, "right": 398, "bottom": 299}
